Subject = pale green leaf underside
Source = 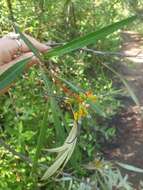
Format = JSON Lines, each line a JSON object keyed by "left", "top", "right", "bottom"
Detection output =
{"left": 117, "top": 162, "right": 143, "bottom": 173}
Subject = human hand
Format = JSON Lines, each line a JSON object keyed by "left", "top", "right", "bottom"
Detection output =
{"left": 0, "top": 33, "right": 49, "bottom": 75}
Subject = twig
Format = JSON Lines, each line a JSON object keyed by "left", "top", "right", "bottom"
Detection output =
{"left": 81, "top": 47, "right": 143, "bottom": 58}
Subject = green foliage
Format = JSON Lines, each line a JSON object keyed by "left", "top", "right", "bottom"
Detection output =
{"left": 44, "top": 15, "right": 137, "bottom": 58}
{"left": 0, "top": 0, "right": 143, "bottom": 189}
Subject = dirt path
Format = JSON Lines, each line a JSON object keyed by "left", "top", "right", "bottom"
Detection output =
{"left": 104, "top": 31, "right": 143, "bottom": 189}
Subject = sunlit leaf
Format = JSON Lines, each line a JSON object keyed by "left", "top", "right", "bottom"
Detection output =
{"left": 44, "top": 15, "right": 137, "bottom": 58}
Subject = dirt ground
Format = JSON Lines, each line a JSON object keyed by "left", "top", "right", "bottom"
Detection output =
{"left": 104, "top": 31, "right": 143, "bottom": 189}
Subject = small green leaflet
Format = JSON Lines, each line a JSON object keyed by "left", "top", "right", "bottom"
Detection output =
{"left": 0, "top": 57, "right": 32, "bottom": 92}
{"left": 44, "top": 15, "right": 137, "bottom": 58}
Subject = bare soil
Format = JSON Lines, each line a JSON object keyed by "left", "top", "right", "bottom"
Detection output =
{"left": 104, "top": 31, "right": 143, "bottom": 189}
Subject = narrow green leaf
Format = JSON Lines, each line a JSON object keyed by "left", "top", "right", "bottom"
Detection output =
{"left": 15, "top": 26, "right": 66, "bottom": 142}
{"left": 0, "top": 57, "right": 32, "bottom": 92}
{"left": 14, "top": 24, "right": 42, "bottom": 60}
{"left": 117, "top": 162, "right": 143, "bottom": 173}
{"left": 51, "top": 96, "right": 66, "bottom": 143}
{"left": 57, "top": 76, "right": 83, "bottom": 93}
{"left": 44, "top": 15, "right": 137, "bottom": 58}
{"left": 42, "top": 75, "right": 66, "bottom": 143}
{"left": 32, "top": 103, "right": 49, "bottom": 175}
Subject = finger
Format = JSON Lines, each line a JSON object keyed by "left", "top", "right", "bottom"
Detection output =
{"left": 0, "top": 52, "right": 38, "bottom": 75}
{"left": 0, "top": 34, "right": 50, "bottom": 64}
{"left": 21, "top": 34, "right": 50, "bottom": 53}
{"left": 0, "top": 38, "right": 19, "bottom": 64}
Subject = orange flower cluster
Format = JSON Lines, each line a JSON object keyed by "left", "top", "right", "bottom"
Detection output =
{"left": 55, "top": 79, "right": 97, "bottom": 122}
{"left": 73, "top": 91, "right": 97, "bottom": 122}
{"left": 73, "top": 105, "right": 88, "bottom": 121}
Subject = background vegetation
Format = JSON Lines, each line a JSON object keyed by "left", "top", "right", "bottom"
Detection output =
{"left": 0, "top": 0, "right": 143, "bottom": 189}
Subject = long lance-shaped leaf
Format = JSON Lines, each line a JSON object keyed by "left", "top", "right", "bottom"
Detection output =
{"left": 45, "top": 122, "right": 77, "bottom": 153}
{"left": 49, "top": 123, "right": 77, "bottom": 162}
{"left": 0, "top": 57, "right": 32, "bottom": 92}
{"left": 42, "top": 124, "right": 77, "bottom": 180}
{"left": 14, "top": 21, "right": 139, "bottom": 108}
{"left": 53, "top": 138, "right": 77, "bottom": 179}
{"left": 62, "top": 137, "right": 77, "bottom": 169}
{"left": 15, "top": 25, "right": 66, "bottom": 142}
{"left": 41, "top": 150, "right": 68, "bottom": 180}
{"left": 116, "top": 162, "right": 143, "bottom": 173}
{"left": 14, "top": 24, "right": 42, "bottom": 60}
{"left": 42, "top": 140, "right": 77, "bottom": 180}
{"left": 44, "top": 15, "right": 137, "bottom": 58}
